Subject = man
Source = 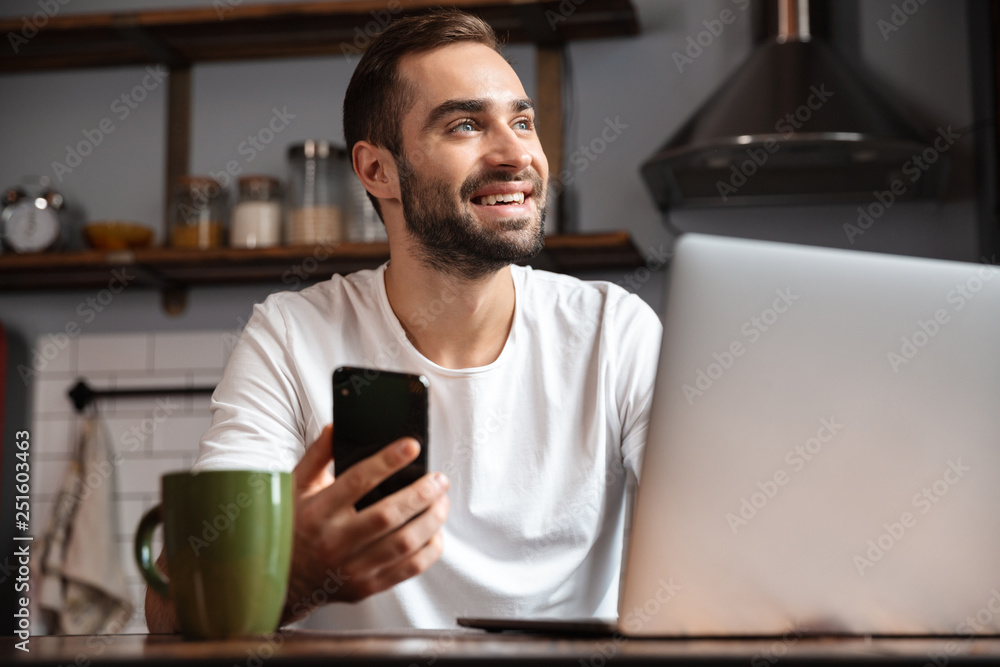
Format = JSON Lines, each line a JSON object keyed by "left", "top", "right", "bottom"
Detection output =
{"left": 146, "top": 8, "right": 660, "bottom": 632}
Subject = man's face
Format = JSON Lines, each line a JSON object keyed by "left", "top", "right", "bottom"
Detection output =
{"left": 394, "top": 42, "right": 549, "bottom": 280}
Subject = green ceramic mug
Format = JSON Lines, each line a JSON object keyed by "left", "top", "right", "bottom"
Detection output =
{"left": 135, "top": 470, "right": 293, "bottom": 639}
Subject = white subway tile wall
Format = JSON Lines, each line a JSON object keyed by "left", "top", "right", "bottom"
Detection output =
{"left": 29, "top": 330, "right": 230, "bottom": 635}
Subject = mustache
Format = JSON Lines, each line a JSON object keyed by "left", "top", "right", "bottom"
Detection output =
{"left": 460, "top": 169, "right": 545, "bottom": 200}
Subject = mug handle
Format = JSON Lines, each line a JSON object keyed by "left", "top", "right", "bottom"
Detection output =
{"left": 134, "top": 505, "right": 169, "bottom": 599}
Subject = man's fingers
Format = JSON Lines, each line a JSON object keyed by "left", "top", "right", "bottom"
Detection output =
{"left": 372, "top": 530, "right": 444, "bottom": 593}
{"left": 324, "top": 437, "right": 422, "bottom": 507}
{"left": 340, "top": 531, "right": 445, "bottom": 602}
{"left": 283, "top": 431, "right": 445, "bottom": 617}
{"left": 326, "top": 473, "right": 447, "bottom": 565}
{"left": 358, "top": 472, "right": 448, "bottom": 536}
{"left": 353, "top": 494, "right": 449, "bottom": 571}
{"left": 293, "top": 424, "right": 333, "bottom": 495}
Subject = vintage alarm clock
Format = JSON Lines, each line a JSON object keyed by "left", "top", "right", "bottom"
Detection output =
{"left": 1, "top": 178, "right": 65, "bottom": 253}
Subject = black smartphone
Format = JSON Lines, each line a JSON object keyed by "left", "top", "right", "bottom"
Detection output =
{"left": 332, "top": 366, "right": 429, "bottom": 511}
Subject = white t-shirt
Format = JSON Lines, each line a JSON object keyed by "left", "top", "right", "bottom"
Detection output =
{"left": 194, "top": 262, "right": 662, "bottom": 629}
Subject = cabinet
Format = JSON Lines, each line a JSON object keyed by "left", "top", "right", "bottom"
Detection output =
{"left": 0, "top": 0, "right": 643, "bottom": 295}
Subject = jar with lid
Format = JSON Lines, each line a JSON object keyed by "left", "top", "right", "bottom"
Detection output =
{"left": 170, "top": 175, "right": 227, "bottom": 249}
{"left": 346, "top": 171, "right": 387, "bottom": 243}
{"left": 286, "top": 140, "right": 346, "bottom": 245}
{"left": 230, "top": 175, "right": 282, "bottom": 249}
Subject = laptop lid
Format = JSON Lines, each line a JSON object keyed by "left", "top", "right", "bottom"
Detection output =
{"left": 622, "top": 233, "right": 1000, "bottom": 636}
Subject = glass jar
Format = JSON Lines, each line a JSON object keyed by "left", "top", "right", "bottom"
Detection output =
{"left": 230, "top": 175, "right": 282, "bottom": 249}
{"left": 286, "top": 140, "right": 346, "bottom": 245}
{"left": 346, "top": 171, "right": 387, "bottom": 243}
{"left": 170, "top": 175, "right": 227, "bottom": 249}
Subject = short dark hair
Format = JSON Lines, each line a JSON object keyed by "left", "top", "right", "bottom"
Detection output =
{"left": 342, "top": 8, "right": 503, "bottom": 218}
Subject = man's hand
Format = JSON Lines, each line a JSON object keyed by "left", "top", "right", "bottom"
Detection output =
{"left": 282, "top": 425, "right": 449, "bottom": 623}
{"left": 144, "top": 552, "right": 177, "bottom": 633}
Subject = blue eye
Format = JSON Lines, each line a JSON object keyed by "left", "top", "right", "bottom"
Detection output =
{"left": 453, "top": 121, "right": 475, "bottom": 133}
{"left": 514, "top": 120, "right": 530, "bottom": 130}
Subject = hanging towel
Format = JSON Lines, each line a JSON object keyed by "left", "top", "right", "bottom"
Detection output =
{"left": 39, "top": 415, "right": 133, "bottom": 635}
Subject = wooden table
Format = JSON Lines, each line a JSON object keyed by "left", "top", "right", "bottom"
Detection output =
{"left": 6, "top": 630, "right": 1000, "bottom": 666}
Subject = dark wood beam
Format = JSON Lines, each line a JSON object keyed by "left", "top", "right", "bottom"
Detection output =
{"left": 0, "top": 233, "right": 643, "bottom": 290}
{"left": 165, "top": 66, "right": 191, "bottom": 235}
{"left": 537, "top": 46, "right": 565, "bottom": 233}
{"left": 0, "top": 1, "right": 639, "bottom": 72}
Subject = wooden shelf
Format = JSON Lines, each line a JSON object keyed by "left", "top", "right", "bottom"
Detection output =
{"left": 0, "top": 0, "right": 639, "bottom": 72}
{"left": 0, "top": 232, "right": 644, "bottom": 291}
{"left": 0, "top": 1, "right": 643, "bottom": 295}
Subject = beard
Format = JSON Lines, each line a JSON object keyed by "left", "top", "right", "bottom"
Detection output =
{"left": 397, "top": 155, "right": 547, "bottom": 282}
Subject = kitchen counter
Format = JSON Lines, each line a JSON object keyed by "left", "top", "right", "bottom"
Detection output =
{"left": 6, "top": 630, "right": 1000, "bottom": 666}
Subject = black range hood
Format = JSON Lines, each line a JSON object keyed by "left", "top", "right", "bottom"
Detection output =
{"left": 641, "top": 0, "right": 949, "bottom": 210}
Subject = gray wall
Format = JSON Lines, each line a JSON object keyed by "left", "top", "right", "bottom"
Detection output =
{"left": 568, "top": 0, "right": 978, "bottom": 260}
{"left": 0, "top": 0, "right": 983, "bottom": 347}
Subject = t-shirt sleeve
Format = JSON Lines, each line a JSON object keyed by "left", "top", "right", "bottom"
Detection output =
{"left": 193, "top": 296, "right": 307, "bottom": 472}
{"left": 609, "top": 291, "right": 662, "bottom": 483}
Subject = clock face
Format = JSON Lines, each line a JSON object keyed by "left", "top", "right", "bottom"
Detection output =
{"left": 3, "top": 199, "right": 60, "bottom": 253}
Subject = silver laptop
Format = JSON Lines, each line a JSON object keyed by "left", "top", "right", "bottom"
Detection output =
{"left": 462, "top": 233, "right": 1000, "bottom": 637}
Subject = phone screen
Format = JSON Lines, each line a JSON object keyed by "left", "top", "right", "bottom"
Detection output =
{"left": 332, "top": 367, "right": 429, "bottom": 510}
